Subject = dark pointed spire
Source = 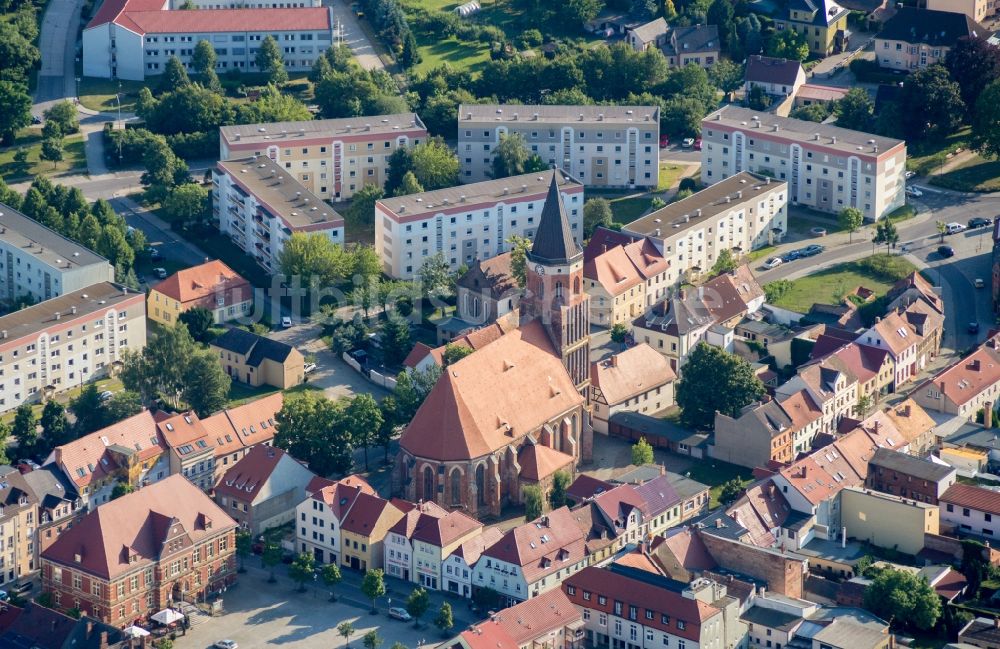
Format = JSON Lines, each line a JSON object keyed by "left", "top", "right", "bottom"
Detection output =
{"left": 528, "top": 172, "right": 581, "bottom": 265}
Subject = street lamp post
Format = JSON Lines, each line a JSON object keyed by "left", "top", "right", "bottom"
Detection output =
{"left": 115, "top": 92, "right": 123, "bottom": 163}
{"left": 75, "top": 77, "right": 80, "bottom": 103}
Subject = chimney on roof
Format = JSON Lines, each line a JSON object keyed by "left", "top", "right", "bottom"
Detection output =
{"left": 86, "top": 621, "right": 93, "bottom": 637}
{"left": 610, "top": 355, "right": 618, "bottom": 368}
{"left": 801, "top": 466, "right": 808, "bottom": 478}
{"left": 972, "top": 359, "right": 982, "bottom": 371}
{"left": 100, "top": 631, "right": 109, "bottom": 649}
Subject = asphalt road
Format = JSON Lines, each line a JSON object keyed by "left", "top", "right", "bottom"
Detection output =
{"left": 34, "top": 0, "right": 82, "bottom": 109}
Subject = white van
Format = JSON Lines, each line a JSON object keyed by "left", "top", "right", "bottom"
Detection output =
{"left": 946, "top": 222, "right": 966, "bottom": 235}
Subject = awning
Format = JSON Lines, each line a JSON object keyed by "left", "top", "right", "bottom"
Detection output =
{"left": 151, "top": 609, "right": 184, "bottom": 625}
{"left": 123, "top": 626, "right": 150, "bottom": 638}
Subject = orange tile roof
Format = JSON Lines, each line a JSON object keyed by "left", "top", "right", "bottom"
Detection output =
{"left": 152, "top": 260, "right": 251, "bottom": 310}
{"left": 518, "top": 444, "right": 575, "bottom": 481}
{"left": 410, "top": 510, "right": 482, "bottom": 548}
{"left": 42, "top": 475, "right": 236, "bottom": 580}
{"left": 491, "top": 589, "right": 581, "bottom": 643}
{"left": 623, "top": 238, "right": 669, "bottom": 280}
{"left": 400, "top": 320, "right": 584, "bottom": 461}
{"left": 779, "top": 389, "right": 823, "bottom": 431}
{"left": 702, "top": 264, "right": 765, "bottom": 323}
{"left": 49, "top": 411, "right": 166, "bottom": 489}
{"left": 614, "top": 548, "right": 664, "bottom": 574}
{"left": 204, "top": 392, "right": 283, "bottom": 458}
{"left": 918, "top": 344, "right": 1000, "bottom": 408}
{"left": 869, "top": 311, "right": 920, "bottom": 356}
{"left": 882, "top": 399, "right": 934, "bottom": 446}
{"left": 312, "top": 482, "right": 368, "bottom": 520}
{"left": 482, "top": 507, "right": 587, "bottom": 582}
{"left": 403, "top": 319, "right": 518, "bottom": 369}
{"left": 941, "top": 483, "right": 1000, "bottom": 516}
{"left": 584, "top": 244, "right": 645, "bottom": 295}
{"left": 460, "top": 621, "right": 518, "bottom": 649}
{"left": 157, "top": 411, "right": 215, "bottom": 457}
{"left": 778, "top": 457, "right": 839, "bottom": 506}
{"left": 340, "top": 493, "right": 401, "bottom": 536}
{"left": 590, "top": 343, "right": 676, "bottom": 405}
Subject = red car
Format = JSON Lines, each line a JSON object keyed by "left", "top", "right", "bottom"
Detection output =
{"left": 694, "top": 138, "right": 702, "bottom": 151}
{"left": 659, "top": 135, "right": 669, "bottom": 149}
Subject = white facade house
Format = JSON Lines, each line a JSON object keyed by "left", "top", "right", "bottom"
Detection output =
{"left": 294, "top": 482, "right": 369, "bottom": 565}
{"left": 82, "top": 0, "right": 335, "bottom": 81}
{"left": 375, "top": 169, "right": 584, "bottom": 279}
{"left": 213, "top": 156, "right": 344, "bottom": 275}
{"left": 940, "top": 484, "right": 1000, "bottom": 539}
{"left": 700, "top": 106, "right": 907, "bottom": 221}
{"left": 457, "top": 104, "right": 660, "bottom": 188}
{"left": 0, "top": 205, "right": 115, "bottom": 305}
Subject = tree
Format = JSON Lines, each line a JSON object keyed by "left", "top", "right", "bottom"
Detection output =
{"left": 0, "top": 81, "right": 31, "bottom": 145}
{"left": 361, "top": 569, "right": 386, "bottom": 613}
{"left": 523, "top": 485, "right": 544, "bottom": 521}
{"left": 289, "top": 552, "right": 316, "bottom": 592}
{"left": 863, "top": 568, "right": 941, "bottom": 631}
{"left": 492, "top": 132, "right": 547, "bottom": 179}
{"left": 583, "top": 198, "right": 613, "bottom": 238}
{"left": 69, "top": 384, "right": 106, "bottom": 435}
{"left": 380, "top": 313, "right": 413, "bottom": 368}
{"left": 711, "top": 248, "right": 738, "bottom": 276}
{"left": 873, "top": 219, "right": 899, "bottom": 255}
{"left": 406, "top": 587, "right": 430, "bottom": 627}
{"left": 709, "top": 59, "right": 743, "bottom": 100}
{"left": 376, "top": 395, "right": 399, "bottom": 463}
{"left": 838, "top": 207, "right": 864, "bottom": 243}
{"left": 507, "top": 235, "right": 532, "bottom": 287}
{"left": 0, "top": 421, "right": 10, "bottom": 465}
{"left": 676, "top": 343, "right": 766, "bottom": 430}
{"left": 11, "top": 404, "right": 37, "bottom": 459}
{"left": 549, "top": 470, "right": 570, "bottom": 509}
{"left": 352, "top": 246, "right": 382, "bottom": 281}
{"left": 162, "top": 183, "right": 209, "bottom": 227}
{"left": 434, "top": 602, "right": 454, "bottom": 635}
{"left": 766, "top": 29, "right": 808, "bottom": 61}
{"left": 256, "top": 35, "right": 288, "bottom": 85}
{"left": 834, "top": 88, "right": 875, "bottom": 132}
{"left": 746, "top": 84, "right": 772, "bottom": 111}
{"left": 610, "top": 323, "right": 629, "bottom": 351}
{"left": 101, "top": 391, "right": 144, "bottom": 428}
{"left": 972, "top": 79, "right": 1000, "bottom": 160}
{"left": 946, "top": 36, "right": 1000, "bottom": 118}
{"left": 322, "top": 562, "right": 342, "bottom": 600}
{"left": 854, "top": 393, "right": 873, "bottom": 417}
{"left": 43, "top": 101, "right": 79, "bottom": 135}
{"left": 39, "top": 400, "right": 71, "bottom": 456}
{"left": 346, "top": 184, "right": 385, "bottom": 227}
{"left": 159, "top": 56, "right": 190, "bottom": 93}
{"left": 718, "top": 478, "right": 744, "bottom": 506}
{"left": 394, "top": 170, "right": 424, "bottom": 197}
{"left": 346, "top": 393, "right": 383, "bottom": 470}
{"left": 790, "top": 103, "right": 830, "bottom": 123}
{"left": 275, "top": 391, "right": 355, "bottom": 477}
{"left": 40, "top": 137, "right": 63, "bottom": 168}
{"left": 119, "top": 322, "right": 199, "bottom": 407}
{"left": 110, "top": 482, "right": 134, "bottom": 500}
{"left": 631, "top": 438, "right": 654, "bottom": 465}
{"left": 191, "top": 39, "right": 219, "bottom": 88}
{"left": 178, "top": 307, "right": 215, "bottom": 343}
{"left": 363, "top": 630, "right": 383, "bottom": 649}
{"left": 565, "top": 0, "right": 603, "bottom": 22}
{"left": 338, "top": 622, "right": 356, "bottom": 647}
{"left": 707, "top": 0, "right": 735, "bottom": 51}
{"left": 277, "top": 232, "right": 349, "bottom": 286}
{"left": 394, "top": 365, "right": 442, "bottom": 422}
{"left": 442, "top": 343, "right": 473, "bottom": 366}
{"left": 935, "top": 220, "right": 948, "bottom": 243}
{"left": 0, "top": 22, "right": 40, "bottom": 85}
{"left": 262, "top": 542, "right": 282, "bottom": 582}
{"left": 410, "top": 139, "right": 460, "bottom": 190}
{"left": 235, "top": 529, "right": 251, "bottom": 573}
{"left": 897, "top": 65, "right": 964, "bottom": 142}
{"left": 418, "top": 252, "right": 453, "bottom": 299}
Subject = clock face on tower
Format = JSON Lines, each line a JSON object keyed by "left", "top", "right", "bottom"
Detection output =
{"left": 534, "top": 264, "right": 545, "bottom": 275}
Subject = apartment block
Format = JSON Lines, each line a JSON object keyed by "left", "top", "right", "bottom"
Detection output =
{"left": 623, "top": 171, "right": 788, "bottom": 286}
{"left": 0, "top": 205, "right": 115, "bottom": 305}
{"left": 213, "top": 156, "right": 344, "bottom": 275}
{"left": 82, "top": 0, "right": 336, "bottom": 81}
{"left": 0, "top": 283, "right": 146, "bottom": 414}
{"left": 375, "top": 169, "right": 584, "bottom": 279}
{"left": 457, "top": 104, "right": 660, "bottom": 188}
{"left": 219, "top": 114, "right": 427, "bottom": 202}
{"left": 700, "top": 106, "right": 906, "bottom": 221}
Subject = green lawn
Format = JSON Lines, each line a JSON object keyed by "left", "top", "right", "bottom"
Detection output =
{"left": 929, "top": 155, "right": 1000, "bottom": 192}
{"left": 885, "top": 204, "right": 916, "bottom": 223}
{"left": 657, "top": 162, "right": 687, "bottom": 191}
{"left": 683, "top": 459, "right": 753, "bottom": 509}
{"left": 227, "top": 377, "right": 322, "bottom": 408}
{"left": 0, "top": 131, "right": 86, "bottom": 182}
{"left": 769, "top": 256, "right": 917, "bottom": 314}
{"left": 610, "top": 195, "right": 653, "bottom": 224}
{"left": 906, "top": 127, "right": 970, "bottom": 176}
{"left": 413, "top": 35, "right": 491, "bottom": 74}
{"left": 77, "top": 77, "right": 145, "bottom": 113}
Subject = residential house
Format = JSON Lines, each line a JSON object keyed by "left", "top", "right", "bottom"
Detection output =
{"left": 402, "top": 508, "right": 482, "bottom": 591}
{"left": 959, "top": 617, "right": 1000, "bottom": 648}
{"left": 44, "top": 411, "right": 169, "bottom": 510}
{"left": 777, "top": 354, "right": 859, "bottom": 434}
{"left": 40, "top": 475, "right": 237, "bottom": 625}
{"left": 589, "top": 344, "right": 676, "bottom": 435}
{"left": 779, "top": 388, "right": 825, "bottom": 455}
{"left": 0, "top": 468, "right": 42, "bottom": 587}
{"left": 473, "top": 507, "right": 588, "bottom": 606}
{"left": 585, "top": 485, "right": 652, "bottom": 553}
{"left": 210, "top": 328, "right": 305, "bottom": 389}
{"left": 340, "top": 493, "right": 404, "bottom": 572}
{"left": 146, "top": 260, "right": 252, "bottom": 326}
{"left": 156, "top": 411, "right": 216, "bottom": 491}
{"left": 583, "top": 238, "right": 669, "bottom": 327}
{"left": 295, "top": 478, "right": 375, "bottom": 566}
{"left": 702, "top": 265, "right": 767, "bottom": 327}
{"left": 403, "top": 318, "right": 518, "bottom": 373}
{"left": 882, "top": 398, "right": 937, "bottom": 456}
{"left": 885, "top": 271, "right": 943, "bottom": 316}
{"left": 865, "top": 447, "right": 957, "bottom": 504}
{"left": 213, "top": 445, "right": 317, "bottom": 535}
{"left": 812, "top": 342, "right": 893, "bottom": 406}
{"left": 449, "top": 253, "right": 520, "bottom": 337}
{"left": 660, "top": 25, "right": 720, "bottom": 68}
{"left": 793, "top": 83, "right": 849, "bottom": 109}
{"left": 455, "top": 589, "right": 584, "bottom": 649}
{"left": 875, "top": 7, "right": 988, "bottom": 70}
{"left": 627, "top": 17, "right": 668, "bottom": 50}
{"left": 204, "top": 392, "right": 284, "bottom": 482}
{"left": 774, "top": 0, "right": 850, "bottom": 56}
{"left": 914, "top": 339, "right": 1000, "bottom": 420}
{"left": 0, "top": 605, "right": 127, "bottom": 649}
{"left": 25, "top": 465, "right": 83, "bottom": 557}
{"left": 632, "top": 289, "right": 715, "bottom": 372}
{"left": 939, "top": 483, "right": 1000, "bottom": 539}
{"left": 745, "top": 55, "right": 807, "bottom": 98}
{"left": 442, "top": 527, "right": 504, "bottom": 599}
{"left": 927, "top": 0, "right": 995, "bottom": 23}
{"left": 841, "top": 487, "right": 938, "bottom": 555}
{"left": 384, "top": 500, "right": 447, "bottom": 583}
{"left": 606, "top": 411, "right": 711, "bottom": 458}
{"left": 632, "top": 473, "right": 691, "bottom": 536}
{"left": 713, "top": 398, "right": 795, "bottom": 469}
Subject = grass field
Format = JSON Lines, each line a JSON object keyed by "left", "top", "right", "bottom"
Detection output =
{"left": 412, "top": 35, "right": 491, "bottom": 74}
{"left": 769, "top": 256, "right": 917, "bottom": 313}
{"left": 657, "top": 162, "right": 687, "bottom": 191}
{"left": 0, "top": 378, "right": 124, "bottom": 425}
{"left": 78, "top": 77, "right": 145, "bottom": 113}
{"left": 683, "top": 459, "right": 754, "bottom": 509}
{"left": 929, "top": 155, "right": 1000, "bottom": 192}
{"left": 610, "top": 195, "right": 653, "bottom": 223}
{"left": 906, "top": 128, "right": 970, "bottom": 176}
{"left": 0, "top": 131, "right": 86, "bottom": 182}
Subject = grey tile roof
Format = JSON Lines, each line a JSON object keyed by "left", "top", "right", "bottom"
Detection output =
{"left": 868, "top": 447, "right": 955, "bottom": 482}
{"left": 0, "top": 203, "right": 109, "bottom": 270}
{"left": 740, "top": 605, "right": 802, "bottom": 632}
{"left": 220, "top": 113, "right": 425, "bottom": 146}
{"left": 212, "top": 328, "right": 296, "bottom": 366}
{"left": 877, "top": 7, "right": 988, "bottom": 46}
{"left": 663, "top": 24, "right": 720, "bottom": 55}
{"left": 746, "top": 55, "right": 804, "bottom": 86}
{"left": 528, "top": 175, "right": 581, "bottom": 265}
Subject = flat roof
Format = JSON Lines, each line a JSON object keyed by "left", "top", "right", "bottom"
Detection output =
{"left": 704, "top": 106, "right": 904, "bottom": 158}
{"left": 376, "top": 169, "right": 582, "bottom": 222}
{"left": 624, "top": 171, "right": 786, "bottom": 237}
{"left": 0, "top": 203, "right": 110, "bottom": 271}
{"left": 0, "top": 282, "right": 140, "bottom": 346}
{"left": 459, "top": 104, "right": 660, "bottom": 126}
{"left": 220, "top": 113, "right": 425, "bottom": 147}
{"left": 217, "top": 156, "right": 343, "bottom": 231}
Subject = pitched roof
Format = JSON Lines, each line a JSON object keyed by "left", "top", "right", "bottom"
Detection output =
{"left": 591, "top": 344, "right": 676, "bottom": 405}
{"left": 528, "top": 176, "right": 581, "bottom": 265}
{"left": 722, "top": 399, "right": 793, "bottom": 440}
{"left": 868, "top": 310, "right": 920, "bottom": 356}
{"left": 203, "top": 392, "right": 283, "bottom": 458}
{"left": 650, "top": 528, "right": 716, "bottom": 580}
{"left": 635, "top": 289, "right": 713, "bottom": 337}
{"left": 42, "top": 475, "right": 236, "bottom": 580}
{"left": 211, "top": 328, "right": 296, "bottom": 365}
{"left": 403, "top": 319, "right": 517, "bottom": 370}
{"left": 153, "top": 260, "right": 250, "bottom": 309}
{"left": 584, "top": 228, "right": 640, "bottom": 260}
{"left": 491, "top": 589, "right": 581, "bottom": 643}
{"left": 453, "top": 527, "right": 504, "bottom": 565}
{"left": 868, "top": 448, "right": 955, "bottom": 482}
{"left": 630, "top": 17, "right": 668, "bottom": 42}
{"left": 824, "top": 343, "right": 890, "bottom": 385}
{"left": 877, "top": 7, "right": 988, "bottom": 46}
{"left": 91, "top": 4, "right": 332, "bottom": 34}
{"left": 662, "top": 24, "right": 720, "bottom": 55}
{"left": 887, "top": 271, "right": 942, "bottom": 313}
{"left": 157, "top": 411, "right": 215, "bottom": 457}
{"left": 584, "top": 244, "right": 644, "bottom": 295}
{"left": 880, "top": 398, "right": 937, "bottom": 447}
{"left": 592, "top": 484, "right": 650, "bottom": 531}
{"left": 632, "top": 474, "right": 681, "bottom": 517}
{"left": 0, "top": 604, "right": 123, "bottom": 649}
{"left": 941, "top": 483, "right": 1000, "bottom": 516}
{"left": 566, "top": 474, "right": 614, "bottom": 503}
{"left": 482, "top": 507, "right": 587, "bottom": 582}
{"left": 409, "top": 509, "right": 482, "bottom": 548}
{"left": 456, "top": 252, "right": 518, "bottom": 300}
{"left": 779, "top": 389, "right": 824, "bottom": 432}
{"left": 214, "top": 445, "right": 293, "bottom": 502}
{"left": 399, "top": 320, "right": 583, "bottom": 461}
{"left": 388, "top": 500, "right": 449, "bottom": 538}
{"left": 23, "top": 465, "right": 78, "bottom": 511}
{"left": 746, "top": 55, "right": 804, "bottom": 86}
{"left": 518, "top": 444, "right": 575, "bottom": 481}
{"left": 726, "top": 481, "right": 792, "bottom": 547}
{"left": 48, "top": 411, "right": 166, "bottom": 489}
{"left": 623, "top": 238, "right": 668, "bottom": 280}
{"left": 340, "top": 493, "right": 401, "bottom": 536}
{"left": 703, "top": 265, "right": 764, "bottom": 323}
{"left": 312, "top": 482, "right": 372, "bottom": 521}
{"left": 916, "top": 343, "right": 1000, "bottom": 407}
{"left": 788, "top": 0, "right": 849, "bottom": 25}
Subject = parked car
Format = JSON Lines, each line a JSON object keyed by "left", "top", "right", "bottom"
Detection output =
{"left": 969, "top": 217, "right": 993, "bottom": 229}
{"left": 215, "top": 641, "right": 238, "bottom": 649}
{"left": 781, "top": 250, "right": 801, "bottom": 262}
{"left": 153, "top": 268, "right": 167, "bottom": 279}
{"left": 146, "top": 247, "right": 164, "bottom": 262}
{"left": 762, "top": 256, "right": 783, "bottom": 270}
{"left": 659, "top": 135, "right": 669, "bottom": 149}
{"left": 304, "top": 362, "right": 317, "bottom": 374}
{"left": 388, "top": 607, "right": 412, "bottom": 621}
{"left": 969, "top": 322, "right": 981, "bottom": 334}
{"left": 905, "top": 186, "right": 923, "bottom": 198}
{"left": 938, "top": 245, "right": 955, "bottom": 258}
{"left": 945, "top": 222, "right": 966, "bottom": 235}
{"left": 975, "top": 278, "right": 985, "bottom": 288}
{"left": 0, "top": 591, "right": 9, "bottom": 603}
{"left": 801, "top": 244, "right": 825, "bottom": 257}
{"left": 99, "top": 390, "right": 114, "bottom": 401}
{"left": 281, "top": 316, "right": 293, "bottom": 328}
{"left": 681, "top": 138, "right": 695, "bottom": 148}
{"left": 10, "top": 582, "right": 32, "bottom": 595}
{"left": 904, "top": 170, "right": 916, "bottom": 179}
{"left": 31, "top": 115, "right": 41, "bottom": 125}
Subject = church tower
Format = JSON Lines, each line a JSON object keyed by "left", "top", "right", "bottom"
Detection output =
{"left": 522, "top": 173, "right": 591, "bottom": 394}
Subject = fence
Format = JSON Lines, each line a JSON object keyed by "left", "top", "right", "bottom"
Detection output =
{"left": 341, "top": 352, "right": 398, "bottom": 390}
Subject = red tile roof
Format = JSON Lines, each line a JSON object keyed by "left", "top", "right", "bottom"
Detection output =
{"left": 941, "top": 483, "right": 1000, "bottom": 516}
{"left": 410, "top": 510, "right": 482, "bottom": 548}
{"left": 340, "top": 493, "right": 401, "bottom": 536}
{"left": 388, "top": 501, "right": 449, "bottom": 538}
{"left": 917, "top": 344, "right": 1000, "bottom": 408}
{"left": 459, "top": 620, "right": 518, "bottom": 649}
{"left": 203, "top": 391, "right": 283, "bottom": 458}
{"left": 403, "top": 318, "right": 518, "bottom": 370}
{"left": 518, "top": 444, "right": 575, "bottom": 481}
{"left": 584, "top": 245, "right": 645, "bottom": 295}
{"left": 454, "top": 527, "right": 504, "bottom": 565}
{"left": 490, "top": 589, "right": 581, "bottom": 643}
{"left": 90, "top": 0, "right": 332, "bottom": 35}
{"left": 42, "top": 475, "right": 236, "bottom": 580}
{"left": 482, "top": 507, "right": 586, "bottom": 583}
{"left": 157, "top": 411, "right": 215, "bottom": 457}
{"left": 566, "top": 475, "right": 613, "bottom": 502}
{"left": 152, "top": 260, "right": 251, "bottom": 310}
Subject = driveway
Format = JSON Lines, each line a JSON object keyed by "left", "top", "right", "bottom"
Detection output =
{"left": 327, "top": 0, "right": 385, "bottom": 72}
{"left": 34, "top": 0, "right": 83, "bottom": 108}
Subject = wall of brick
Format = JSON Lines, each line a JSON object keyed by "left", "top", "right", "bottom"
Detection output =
{"left": 698, "top": 531, "right": 806, "bottom": 598}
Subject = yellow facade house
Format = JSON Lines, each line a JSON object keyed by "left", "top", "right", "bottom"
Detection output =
{"left": 340, "top": 493, "right": 404, "bottom": 573}
{"left": 209, "top": 328, "right": 304, "bottom": 389}
{"left": 147, "top": 260, "right": 252, "bottom": 326}
{"left": 840, "top": 487, "right": 938, "bottom": 556}
{"left": 775, "top": 0, "right": 849, "bottom": 56}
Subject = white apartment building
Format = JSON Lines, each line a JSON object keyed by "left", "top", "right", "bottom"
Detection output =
{"left": 0, "top": 282, "right": 146, "bottom": 414}
{"left": 375, "top": 169, "right": 584, "bottom": 279}
{"left": 700, "top": 106, "right": 907, "bottom": 221}
{"left": 295, "top": 482, "right": 368, "bottom": 565}
{"left": 623, "top": 172, "right": 788, "bottom": 286}
{"left": 82, "top": 0, "right": 335, "bottom": 81}
{"left": 0, "top": 205, "right": 115, "bottom": 305}
{"left": 213, "top": 155, "right": 344, "bottom": 275}
{"left": 457, "top": 105, "right": 660, "bottom": 188}
{"left": 219, "top": 114, "right": 428, "bottom": 202}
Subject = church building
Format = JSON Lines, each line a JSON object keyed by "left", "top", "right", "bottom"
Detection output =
{"left": 393, "top": 177, "right": 593, "bottom": 518}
